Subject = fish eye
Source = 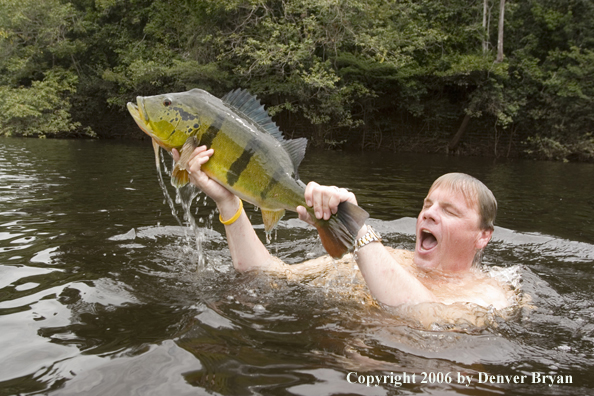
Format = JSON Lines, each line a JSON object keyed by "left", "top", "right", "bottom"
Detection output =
{"left": 163, "top": 99, "right": 172, "bottom": 107}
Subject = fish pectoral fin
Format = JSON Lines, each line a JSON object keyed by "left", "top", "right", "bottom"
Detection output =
{"left": 177, "top": 136, "right": 199, "bottom": 170}
{"left": 261, "top": 209, "right": 285, "bottom": 233}
{"left": 171, "top": 165, "right": 190, "bottom": 188}
{"left": 170, "top": 137, "right": 198, "bottom": 189}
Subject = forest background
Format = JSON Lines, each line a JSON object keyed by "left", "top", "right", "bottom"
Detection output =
{"left": 1, "top": 0, "right": 593, "bottom": 161}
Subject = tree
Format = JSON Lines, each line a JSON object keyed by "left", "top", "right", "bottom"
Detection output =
{"left": 483, "top": 0, "right": 491, "bottom": 54}
{"left": 496, "top": 0, "right": 506, "bottom": 63}
{"left": 0, "top": 0, "right": 90, "bottom": 137}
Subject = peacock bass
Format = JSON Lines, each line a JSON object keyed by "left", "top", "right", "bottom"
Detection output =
{"left": 127, "top": 88, "right": 368, "bottom": 258}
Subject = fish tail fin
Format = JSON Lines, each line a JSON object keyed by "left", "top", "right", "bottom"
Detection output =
{"left": 314, "top": 201, "right": 369, "bottom": 258}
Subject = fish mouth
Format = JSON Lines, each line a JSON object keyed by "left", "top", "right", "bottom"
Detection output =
{"left": 419, "top": 228, "right": 438, "bottom": 252}
{"left": 127, "top": 97, "right": 153, "bottom": 137}
{"left": 127, "top": 98, "right": 173, "bottom": 152}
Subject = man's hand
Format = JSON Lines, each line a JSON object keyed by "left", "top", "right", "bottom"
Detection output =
{"left": 172, "top": 146, "right": 235, "bottom": 206}
{"left": 296, "top": 181, "right": 358, "bottom": 225}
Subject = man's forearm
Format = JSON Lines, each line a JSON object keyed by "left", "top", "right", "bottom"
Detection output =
{"left": 355, "top": 225, "right": 436, "bottom": 306}
{"left": 218, "top": 197, "right": 275, "bottom": 272}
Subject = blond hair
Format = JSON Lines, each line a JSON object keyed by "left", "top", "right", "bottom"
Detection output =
{"left": 428, "top": 173, "right": 497, "bottom": 231}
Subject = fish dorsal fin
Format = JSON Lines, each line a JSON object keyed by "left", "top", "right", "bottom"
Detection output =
{"left": 222, "top": 89, "right": 284, "bottom": 141}
{"left": 281, "top": 138, "right": 307, "bottom": 179}
{"left": 222, "top": 88, "right": 308, "bottom": 177}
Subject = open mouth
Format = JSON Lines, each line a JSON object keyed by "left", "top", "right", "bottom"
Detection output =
{"left": 419, "top": 229, "right": 438, "bottom": 251}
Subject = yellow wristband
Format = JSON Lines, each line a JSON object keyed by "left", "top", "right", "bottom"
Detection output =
{"left": 219, "top": 199, "right": 243, "bottom": 225}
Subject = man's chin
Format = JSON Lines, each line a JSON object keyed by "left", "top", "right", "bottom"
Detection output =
{"left": 413, "top": 248, "right": 438, "bottom": 270}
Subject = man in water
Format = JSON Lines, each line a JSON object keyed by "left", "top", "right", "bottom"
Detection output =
{"left": 174, "top": 146, "right": 511, "bottom": 312}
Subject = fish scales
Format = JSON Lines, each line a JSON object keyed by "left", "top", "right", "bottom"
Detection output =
{"left": 127, "top": 88, "right": 369, "bottom": 258}
{"left": 201, "top": 109, "right": 301, "bottom": 210}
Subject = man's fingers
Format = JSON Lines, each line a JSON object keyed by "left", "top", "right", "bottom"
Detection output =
{"left": 296, "top": 205, "right": 314, "bottom": 225}
{"left": 304, "top": 181, "right": 319, "bottom": 207}
{"left": 303, "top": 182, "right": 358, "bottom": 221}
{"left": 327, "top": 189, "right": 342, "bottom": 215}
{"left": 188, "top": 147, "right": 213, "bottom": 170}
{"left": 188, "top": 145, "right": 211, "bottom": 161}
{"left": 174, "top": 146, "right": 210, "bottom": 165}
{"left": 339, "top": 187, "right": 358, "bottom": 206}
{"left": 321, "top": 188, "right": 335, "bottom": 220}
{"left": 311, "top": 185, "right": 324, "bottom": 220}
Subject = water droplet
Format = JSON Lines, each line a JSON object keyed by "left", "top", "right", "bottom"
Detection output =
{"left": 253, "top": 304, "right": 266, "bottom": 313}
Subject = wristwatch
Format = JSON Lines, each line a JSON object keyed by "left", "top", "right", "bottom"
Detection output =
{"left": 355, "top": 225, "right": 382, "bottom": 250}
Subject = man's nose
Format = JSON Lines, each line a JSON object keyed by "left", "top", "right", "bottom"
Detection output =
{"left": 422, "top": 205, "right": 439, "bottom": 222}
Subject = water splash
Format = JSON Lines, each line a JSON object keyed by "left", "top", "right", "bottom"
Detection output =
{"left": 152, "top": 144, "right": 208, "bottom": 272}
{"left": 176, "top": 185, "right": 206, "bottom": 271}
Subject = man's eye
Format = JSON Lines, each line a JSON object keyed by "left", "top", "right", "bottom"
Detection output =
{"left": 444, "top": 208, "right": 458, "bottom": 216}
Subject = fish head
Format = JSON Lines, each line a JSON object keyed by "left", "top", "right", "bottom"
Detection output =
{"left": 127, "top": 89, "right": 208, "bottom": 151}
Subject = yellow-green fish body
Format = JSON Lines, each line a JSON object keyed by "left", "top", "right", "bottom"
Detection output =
{"left": 127, "top": 88, "right": 368, "bottom": 258}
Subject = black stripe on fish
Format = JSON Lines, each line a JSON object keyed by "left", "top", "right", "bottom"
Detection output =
{"left": 227, "top": 139, "right": 257, "bottom": 186}
{"left": 260, "top": 169, "right": 283, "bottom": 201}
{"left": 200, "top": 113, "right": 225, "bottom": 148}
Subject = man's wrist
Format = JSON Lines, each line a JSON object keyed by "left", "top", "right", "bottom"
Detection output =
{"left": 356, "top": 224, "right": 368, "bottom": 239}
{"left": 217, "top": 197, "right": 242, "bottom": 223}
{"left": 355, "top": 225, "right": 382, "bottom": 250}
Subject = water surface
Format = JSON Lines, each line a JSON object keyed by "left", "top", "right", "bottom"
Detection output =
{"left": 0, "top": 138, "right": 593, "bottom": 395}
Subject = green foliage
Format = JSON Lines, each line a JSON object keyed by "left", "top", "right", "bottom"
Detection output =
{"left": 503, "top": 1, "right": 594, "bottom": 159}
{"left": 524, "top": 134, "right": 594, "bottom": 162}
{"left": 0, "top": 69, "right": 94, "bottom": 137}
{"left": 0, "top": 0, "right": 84, "bottom": 83}
{"left": 0, "top": 0, "right": 592, "bottom": 160}
{"left": 0, "top": 0, "right": 88, "bottom": 136}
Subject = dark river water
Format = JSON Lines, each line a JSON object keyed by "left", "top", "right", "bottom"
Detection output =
{"left": 1, "top": 138, "right": 593, "bottom": 395}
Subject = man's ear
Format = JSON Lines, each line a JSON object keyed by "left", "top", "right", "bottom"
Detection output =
{"left": 476, "top": 228, "right": 493, "bottom": 250}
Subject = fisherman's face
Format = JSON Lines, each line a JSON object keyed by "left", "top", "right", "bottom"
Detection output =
{"left": 414, "top": 186, "right": 492, "bottom": 272}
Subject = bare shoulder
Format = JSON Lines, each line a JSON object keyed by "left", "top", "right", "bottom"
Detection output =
{"left": 400, "top": 274, "right": 514, "bottom": 329}
{"left": 469, "top": 275, "right": 513, "bottom": 310}
{"left": 436, "top": 273, "right": 513, "bottom": 310}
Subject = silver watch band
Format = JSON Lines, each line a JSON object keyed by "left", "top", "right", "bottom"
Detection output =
{"left": 355, "top": 225, "right": 382, "bottom": 250}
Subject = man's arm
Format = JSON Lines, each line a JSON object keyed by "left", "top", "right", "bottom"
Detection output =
{"left": 176, "top": 146, "right": 276, "bottom": 272}
{"left": 352, "top": 224, "right": 436, "bottom": 306}
{"left": 296, "top": 182, "right": 436, "bottom": 306}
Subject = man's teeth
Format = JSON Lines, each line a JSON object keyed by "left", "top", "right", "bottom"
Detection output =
{"left": 420, "top": 229, "right": 438, "bottom": 250}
